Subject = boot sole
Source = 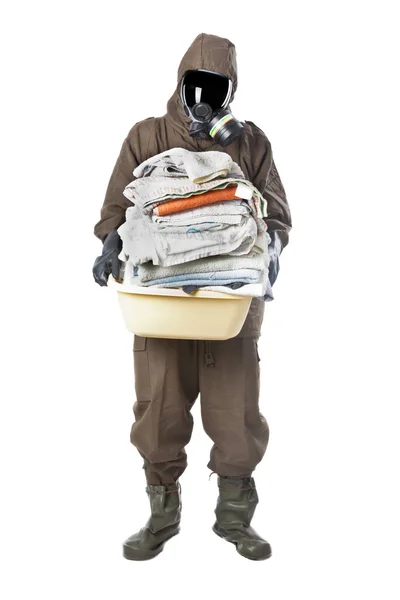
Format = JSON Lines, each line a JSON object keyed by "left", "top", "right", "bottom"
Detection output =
{"left": 123, "top": 530, "right": 180, "bottom": 561}
{"left": 212, "top": 524, "right": 272, "bottom": 561}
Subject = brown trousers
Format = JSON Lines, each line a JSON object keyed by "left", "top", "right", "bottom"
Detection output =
{"left": 130, "top": 335, "right": 269, "bottom": 485}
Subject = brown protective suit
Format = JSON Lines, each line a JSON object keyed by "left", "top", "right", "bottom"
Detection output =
{"left": 93, "top": 33, "right": 292, "bottom": 484}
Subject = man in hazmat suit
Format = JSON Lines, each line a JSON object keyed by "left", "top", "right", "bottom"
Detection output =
{"left": 92, "top": 33, "right": 292, "bottom": 561}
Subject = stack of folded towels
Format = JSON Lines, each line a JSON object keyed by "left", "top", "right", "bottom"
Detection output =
{"left": 117, "top": 147, "right": 273, "bottom": 300}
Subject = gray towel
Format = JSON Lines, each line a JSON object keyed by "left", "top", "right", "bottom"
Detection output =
{"left": 138, "top": 233, "right": 269, "bottom": 282}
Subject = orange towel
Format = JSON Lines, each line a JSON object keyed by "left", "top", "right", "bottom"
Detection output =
{"left": 153, "top": 185, "right": 240, "bottom": 216}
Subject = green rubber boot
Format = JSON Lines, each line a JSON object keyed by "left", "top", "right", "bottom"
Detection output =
{"left": 123, "top": 482, "right": 181, "bottom": 561}
{"left": 212, "top": 476, "right": 272, "bottom": 561}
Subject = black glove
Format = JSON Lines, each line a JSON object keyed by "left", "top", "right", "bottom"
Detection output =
{"left": 92, "top": 230, "right": 123, "bottom": 287}
{"left": 267, "top": 231, "right": 283, "bottom": 287}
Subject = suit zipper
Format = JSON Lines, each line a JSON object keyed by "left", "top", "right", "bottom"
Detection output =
{"left": 204, "top": 341, "right": 215, "bottom": 367}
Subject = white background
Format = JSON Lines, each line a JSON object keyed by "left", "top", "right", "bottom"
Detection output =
{"left": 1, "top": 1, "right": 399, "bottom": 598}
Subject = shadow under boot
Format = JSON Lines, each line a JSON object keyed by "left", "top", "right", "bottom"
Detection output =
{"left": 123, "top": 482, "right": 181, "bottom": 561}
{"left": 212, "top": 476, "right": 272, "bottom": 561}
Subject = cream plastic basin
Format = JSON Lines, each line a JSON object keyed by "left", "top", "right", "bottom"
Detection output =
{"left": 108, "top": 276, "right": 252, "bottom": 340}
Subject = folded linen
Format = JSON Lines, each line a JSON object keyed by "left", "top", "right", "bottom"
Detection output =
{"left": 123, "top": 177, "right": 268, "bottom": 234}
{"left": 118, "top": 149, "right": 273, "bottom": 299}
{"left": 158, "top": 222, "right": 232, "bottom": 234}
{"left": 155, "top": 215, "right": 246, "bottom": 229}
{"left": 146, "top": 276, "right": 260, "bottom": 288}
{"left": 124, "top": 176, "right": 266, "bottom": 216}
{"left": 152, "top": 203, "right": 252, "bottom": 234}
{"left": 117, "top": 203, "right": 258, "bottom": 267}
{"left": 141, "top": 268, "right": 261, "bottom": 287}
{"left": 152, "top": 200, "right": 251, "bottom": 227}
{"left": 202, "top": 267, "right": 274, "bottom": 301}
{"left": 133, "top": 147, "right": 244, "bottom": 183}
{"left": 137, "top": 236, "right": 268, "bottom": 282}
{"left": 153, "top": 185, "right": 240, "bottom": 216}
{"left": 123, "top": 269, "right": 273, "bottom": 300}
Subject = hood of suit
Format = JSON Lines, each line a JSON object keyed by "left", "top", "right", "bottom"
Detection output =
{"left": 165, "top": 33, "right": 238, "bottom": 142}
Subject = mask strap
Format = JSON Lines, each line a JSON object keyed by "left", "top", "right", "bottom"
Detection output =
{"left": 221, "top": 79, "right": 233, "bottom": 109}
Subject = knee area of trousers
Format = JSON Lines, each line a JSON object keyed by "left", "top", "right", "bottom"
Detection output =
{"left": 130, "top": 433, "right": 178, "bottom": 464}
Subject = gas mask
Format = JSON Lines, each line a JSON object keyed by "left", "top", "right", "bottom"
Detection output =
{"left": 180, "top": 69, "right": 244, "bottom": 147}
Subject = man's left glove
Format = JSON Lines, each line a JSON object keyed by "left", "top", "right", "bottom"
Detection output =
{"left": 267, "top": 231, "right": 283, "bottom": 287}
{"left": 92, "top": 230, "right": 123, "bottom": 287}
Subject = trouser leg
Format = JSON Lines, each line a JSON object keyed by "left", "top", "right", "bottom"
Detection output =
{"left": 131, "top": 335, "right": 199, "bottom": 485}
{"left": 199, "top": 337, "right": 269, "bottom": 476}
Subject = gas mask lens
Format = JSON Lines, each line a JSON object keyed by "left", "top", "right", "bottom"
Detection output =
{"left": 180, "top": 69, "right": 244, "bottom": 147}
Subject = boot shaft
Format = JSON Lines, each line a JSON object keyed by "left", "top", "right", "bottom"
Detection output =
{"left": 146, "top": 482, "right": 182, "bottom": 533}
{"left": 215, "top": 476, "right": 259, "bottom": 528}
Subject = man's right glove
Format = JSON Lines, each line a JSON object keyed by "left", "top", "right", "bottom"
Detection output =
{"left": 92, "top": 230, "right": 123, "bottom": 287}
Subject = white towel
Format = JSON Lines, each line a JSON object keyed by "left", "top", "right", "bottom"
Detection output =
{"left": 133, "top": 147, "right": 244, "bottom": 183}
{"left": 151, "top": 200, "right": 251, "bottom": 227}
{"left": 117, "top": 203, "right": 259, "bottom": 268}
